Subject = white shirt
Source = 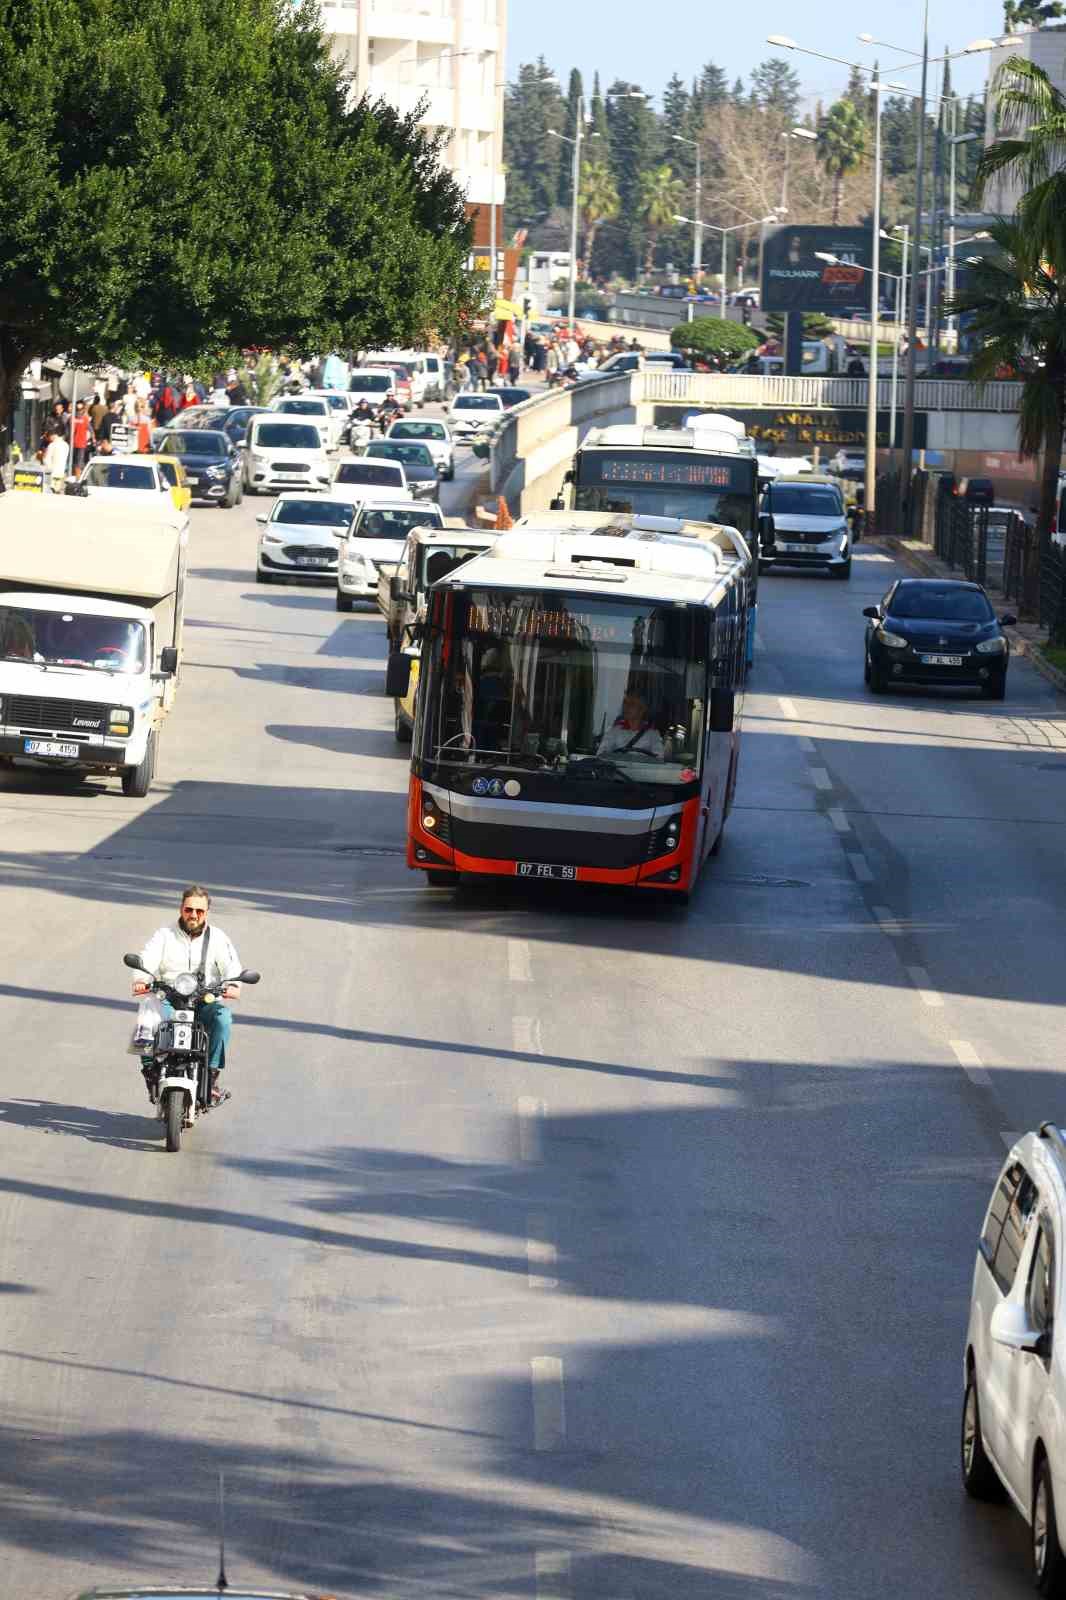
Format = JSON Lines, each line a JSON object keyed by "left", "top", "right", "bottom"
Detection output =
{"left": 597, "top": 720, "right": 665, "bottom": 760}
{"left": 43, "top": 436, "right": 69, "bottom": 476}
{"left": 139, "top": 923, "right": 242, "bottom": 988}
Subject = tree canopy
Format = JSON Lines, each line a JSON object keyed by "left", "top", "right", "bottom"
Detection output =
{"left": 0, "top": 0, "right": 474, "bottom": 416}
{"left": 669, "top": 318, "right": 760, "bottom": 358}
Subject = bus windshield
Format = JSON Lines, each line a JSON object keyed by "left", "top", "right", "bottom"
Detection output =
{"left": 420, "top": 590, "right": 710, "bottom": 784}
{"left": 574, "top": 449, "right": 757, "bottom": 532}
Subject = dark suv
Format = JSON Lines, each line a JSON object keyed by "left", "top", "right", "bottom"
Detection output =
{"left": 157, "top": 429, "right": 243, "bottom": 508}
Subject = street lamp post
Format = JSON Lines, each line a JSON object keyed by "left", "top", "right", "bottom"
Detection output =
{"left": 675, "top": 213, "right": 778, "bottom": 319}
{"left": 947, "top": 126, "right": 980, "bottom": 346}
{"left": 671, "top": 134, "right": 702, "bottom": 280}
{"left": 551, "top": 90, "right": 644, "bottom": 331}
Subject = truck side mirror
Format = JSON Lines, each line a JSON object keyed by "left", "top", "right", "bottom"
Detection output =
{"left": 385, "top": 651, "right": 413, "bottom": 699}
{"left": 159, "top": 646, "right": 179, "bottom": 676}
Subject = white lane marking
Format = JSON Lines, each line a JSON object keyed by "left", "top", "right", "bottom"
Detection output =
{"left": 508, "top": 938, "right": 532, "bottom": 983}
{"left": 513, "top": 1015, "right": 542, "bottom": 1055}
{"left": 526, "top": 1213, "right": 558, "bottom": 1290}
{"left": 535, "top": 1552, "right": 572, "bottom": 1598}
{"left": 849, "top": 855, "right": 874, "bottom": 883}
{"left": 531, "top": 1356, "right": 566, "bottom": 1451}
{"left": 828, "top": 807, "right": 850, "bottom": 833}
{"left": 951, "top": 1039, "right": 993, "bottom": 1091}
{"left": 517, "top": 1097, "right": 546, "bottom": 1163}
{"left": 779, "top": 696, "right": 798, "bottom": 720}
{"left": 872, "top": 904, "right": 902, "bottom": 936}
{"left": 810, "top": 767, "right": 832, "bottom": 791}
{"left": 798, "top": 735, "right": 816, "bottom": 753}
{"left": 906, "top": 965, "right": 944, "bottom": 1008}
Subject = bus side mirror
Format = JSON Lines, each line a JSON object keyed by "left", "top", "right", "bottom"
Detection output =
{"left": 550, "top": 495, "right": 565, "bottom": 510}
{"left": 709, "top": 689, "right": 735, "bottom": 734}
{"left": 386, "top": 651, "right": 412, "bottom": 699}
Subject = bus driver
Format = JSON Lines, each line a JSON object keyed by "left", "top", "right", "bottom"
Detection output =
{"left": 597, "top": 691, "right": 665, "bottom": 760}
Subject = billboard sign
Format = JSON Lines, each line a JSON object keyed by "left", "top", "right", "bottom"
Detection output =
{"left": 762, "top": 226, "right": 872, "bottom": 314}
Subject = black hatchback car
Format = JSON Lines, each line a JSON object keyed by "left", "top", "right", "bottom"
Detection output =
{"left": 863, "top": 579, "right": 1016, "bottom": 699}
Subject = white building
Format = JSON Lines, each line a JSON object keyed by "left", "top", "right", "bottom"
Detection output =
{"left": 322, "top": 0, "right": 506, "bottom": 234}
{"left": 982, "top": 25, "right": 1066, "bottom": 215}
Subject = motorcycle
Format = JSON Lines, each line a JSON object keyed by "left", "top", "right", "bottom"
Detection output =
{"left": 349, "top": 416, "right": 375, "bottom": 450}
{"left": 123, "top": 953, "right": 261, "bottom": 1153}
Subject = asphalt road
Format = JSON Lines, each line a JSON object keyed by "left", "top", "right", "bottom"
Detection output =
{"left": 1, "top": 516, "right": 1063, "bottom": 1599}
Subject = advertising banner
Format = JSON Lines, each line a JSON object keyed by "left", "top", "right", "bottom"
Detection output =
{"left": 653, "top": 405, "right": 927, "bottom": 451}
{"left": 762, "top": 226, "right": 872, "bottom": 314}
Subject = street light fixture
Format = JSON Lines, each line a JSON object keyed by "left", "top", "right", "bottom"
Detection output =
{"left": 671, "top": 134, "right": 703, "bottom": 279}
{"left": 779, "top": 127, "right": 816, "bottom": 214}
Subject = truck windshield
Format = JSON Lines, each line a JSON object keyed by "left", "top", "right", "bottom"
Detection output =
{"left": 420, "top": 590, "right": 709, "bottom": 784}
{"left": 0, "top": 606, "right": 147, "bottom": 672}
{"left": 418, "top": 545, "right": 488, "bottom": 588}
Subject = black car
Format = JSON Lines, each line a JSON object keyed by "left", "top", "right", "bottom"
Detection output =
{"left": 217, "top": 405, "right": 271, "bottom": 448}
{"left": 486, "top": 386, "right": 532, "bottom": 408}
{"left": 157, "top": 429, "right": 243, "bottom": 507}
{"left": 863, "top": 579, "right": 1016, "bottom": 699}
{"left": 364, "top": 440, "right": 438, "bottom": 501}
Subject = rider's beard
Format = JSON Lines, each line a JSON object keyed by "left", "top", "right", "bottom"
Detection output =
{"left": 180, "top": 915, "right": 206, "bottom": 936}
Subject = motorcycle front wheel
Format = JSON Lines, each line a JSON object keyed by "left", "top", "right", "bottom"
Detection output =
{"left": 164, "top": 1088, "right": 184, "bottom": 1153}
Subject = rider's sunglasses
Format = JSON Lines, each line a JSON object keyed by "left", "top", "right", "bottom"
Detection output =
{"left": 182, "top": 907, "right": 207, "bottom": 918}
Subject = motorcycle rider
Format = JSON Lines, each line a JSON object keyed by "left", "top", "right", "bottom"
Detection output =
{"left": 133, "top": 885, "right": 244, "bottom": 1103}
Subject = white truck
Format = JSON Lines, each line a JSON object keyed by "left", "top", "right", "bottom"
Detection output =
{"left": 0, "top": 497, "right": 187, "bottom": 796}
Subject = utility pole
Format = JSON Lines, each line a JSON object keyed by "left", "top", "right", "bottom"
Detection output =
{"left": 899, "top": 0, "right": 930, "bottom": 533}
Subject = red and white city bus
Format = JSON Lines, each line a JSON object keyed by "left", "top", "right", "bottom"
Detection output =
{"left": 388, "top": 515, "right": 753, "bottom": 899}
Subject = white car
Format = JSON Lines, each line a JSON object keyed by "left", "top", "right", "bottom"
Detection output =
{"left": 255, "top": 493, "right": 355, "bottom": 585}
{"left": 243, "top": 416, "right": 331, "bottom": 495}
{"left": 270, "top": 395, "right": 340, "bottom": 450}
{"left": 449, "top": 392, "right": 505, "bottom": 438}
{"left": 331, "top": 457, "right": 410, "bottom": 500}
{"left": 78, "top": 455, "right": 189, "bottom": 528}
{"left": 348, "top": 368, "right": 398, "bottom": 408}
{"left": 336, "top": 499, "right": 445, "bottom": 609}
{"left": 386, "top": 418, "right": 455, "bottom": 481}
{"left": 828, "top": 449, "right": 866, "bottom": 479}
{"left": 963, "top": 1124, "right": 1066, "bottom": 1592}
{"left": 303, "top": 389, "right": 354, "bottom": 446}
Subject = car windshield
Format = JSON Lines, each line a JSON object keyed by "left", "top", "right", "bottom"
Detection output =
{"left": 166, "top": 409, "right": 226, "bottom": 430}
{"left": 0, "top": 605, "right": 147, "bottom": 672}
{"left": 253, "top": 424, "right": 321, "bottom": 450}
{"left": 454, "top": 396, "right": 500, "bottom": 411}
{"left": 350, "top": 374, "right": 392, "bottom": 393}
{"left": 419, "top": 590, "right": 709, "bottom": 785}
{"left": 391, "top": 422, "right": 446, "bottom": 440}
{"left": 83, "top": 462, "right": 156, "bottom": 489}
{"left": 369, "top": 443, "right": 434, "bottom": 467}
{"left": 276, "top": 400, "right": 327, "bottom": 415}
{"left": 163, "top": 431, "right": 227, "bottom": 457}
{"left": 335, "top": 462, "right": 403, "bottom": 486}
{"left": 352, "top": 508, "right": 441, "bottom": 539}
{"left": 419, "top": 544, "right": 489, "bottom": 587}
{"left": 272, "top": 499, "right": 353, "bottom": 528}
{"left": 768, "top": 487, "right": 843, "bottom": 517}
{"left": 891, "top": 585, "right": 994, "bottom": 622}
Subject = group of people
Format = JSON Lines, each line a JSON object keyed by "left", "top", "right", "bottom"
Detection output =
{"left": 453, "top": 328, "right": 646, "bottom": 392}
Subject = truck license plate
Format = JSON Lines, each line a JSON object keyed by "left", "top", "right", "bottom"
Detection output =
{"left": 516, "top": 862, "right": 577, "bottom": 881}
{"left": 24, "top": 740, "right": 79, "bottom": 758}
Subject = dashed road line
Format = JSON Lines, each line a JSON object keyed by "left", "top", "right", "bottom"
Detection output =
{"left": 526, "top": 1213, "right": 558, "bottom": 1290}
{"left": 906, "top": 965, "right": 944, "bottom": 1008}
{"left": 810, "top": 767, "right": 832, "bottom": 791}
{"left": 827, "top": 807, "right": 850, "bottom": 834}
{"left": 508, "top": 938, "right": 532, "bottom": 983}
{"left": 535, "top": 1551, "right": 572, "bottom": 1598}
{"left": 517, "top": 1096, "right": 546, "bottom": 1163}
{"left": 513, "top": 1015, "right": 542, "bottom": 1055}
{"left": 951, "top": 1039, "right": 994, "bottom": 1091}
{"left": 778, "top": 696, "right": 798, "bottom": 720}
{"left": 531, "top": 1356, "right": 566, "bottom": 1451}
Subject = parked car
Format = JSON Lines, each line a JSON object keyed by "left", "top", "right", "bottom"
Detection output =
{"left": 156, "top": 428, "right": 243, "bottom": 508}
{"left": 256, "top": 492, "right": 355, "bottom": 584}
{"left": 364, "top": 439, "right": 438, "bottom": 501}
{"left": 448, "top": 392, "right": 505, "bottom": 438}
{"left": 828, "top": 449, "right": 866, "bottom": 479}
{"left": 964, "top": 477, "right": 996, "bottom": 506}
{"left": 863, "top": 578, "right": 1016, "bottom": 699}
{"left": 385, "top": 417, "right": 455, "bottom": 480}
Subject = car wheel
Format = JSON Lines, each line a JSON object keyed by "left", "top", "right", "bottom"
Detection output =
{"left": 961, "top": 1369, "right": 1002, "bottom": 1501}
{"left": 1034, "top": 1458, "right": 1066, "bottom": 1596}
{"left": 831, "top": 558, "right": 852, "bottom": 581}
{"left": 982, "top": 674, "right": 1007, "bottom": 701}
{"left": 336, "top": 592, "right": 354, "bottom": 612}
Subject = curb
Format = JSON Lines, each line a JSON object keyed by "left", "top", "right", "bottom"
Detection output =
{"left": 871, "top": 536, "right": 1066, "bottom": 699}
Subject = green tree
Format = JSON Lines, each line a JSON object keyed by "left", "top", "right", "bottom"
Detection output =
{"left": 749, "top": 57, "right": 801, "bottom": 120}
{"left": 817, "top": 99, "right": 869, "bottom": 223}
{"left": 579, "top": 157, "right": 620, "bottom": 272}
{"left": 606, "top": 80, "right": 658, "bottom": 277}
{"left": 669, "top": 317, "right": 760, "bottom": 359}
{"left": 558, "top": 67, "right": 585, "bottom": 210}
{"left": 637, "top": 165, "right": 686, "bottom": 274}
{"left": 1004, "top": 0, "right": 1065, "bottom": 29}
{"left": 503, "top": 60, "right": 566, "bottom": 225}
{"left": 0, "top": 0, "right": 474, "bottom": 438}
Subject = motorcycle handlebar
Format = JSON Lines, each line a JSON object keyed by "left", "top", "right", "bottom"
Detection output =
{"left": 122, "top": 954, "right": 261, "bottom": 985}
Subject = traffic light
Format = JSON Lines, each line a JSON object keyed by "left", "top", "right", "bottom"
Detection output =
{"left": 522, "top": 296, "right": 532, "bottom": 318}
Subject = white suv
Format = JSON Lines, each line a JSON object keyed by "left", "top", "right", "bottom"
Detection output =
{"left": 963, "top": 1124, "right": 1066, "bottom": 1592}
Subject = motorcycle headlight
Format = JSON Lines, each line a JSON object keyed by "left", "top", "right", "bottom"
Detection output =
{"left": 878, "top": 630, "right": 909, "bottom": 649}
{"left": 976, "top": 636, "right": 1007, "bottom": 654}
{"left": 173, "top": 973, "right": 197, "bottom": 997}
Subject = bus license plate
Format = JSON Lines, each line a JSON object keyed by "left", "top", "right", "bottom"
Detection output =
{"left": 516, "top": 862, "right": 576, "bottom": 881}
{"left": 25, "top": 740, "right": 79, "bottom": 758}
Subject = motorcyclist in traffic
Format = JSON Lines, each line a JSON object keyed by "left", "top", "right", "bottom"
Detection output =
{"left": 133, "top": 885, "right": 244, "bottom": 1103}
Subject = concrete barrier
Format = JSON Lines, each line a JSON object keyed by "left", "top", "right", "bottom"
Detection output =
{"left": 490, "top": 375, "right": 637, "bottom": 513}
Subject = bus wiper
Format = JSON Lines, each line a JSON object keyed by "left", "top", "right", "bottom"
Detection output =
{"left": 563, "top": 756, "right": 647, "bottom": 790}
{"left": 434, "top": 740, "right": 548, "bottom": 770}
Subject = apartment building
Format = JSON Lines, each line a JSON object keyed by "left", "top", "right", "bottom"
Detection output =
{"left": 982, "top": 25, "right": 1066, "bottom": 215}
{"left": 321, "top": 0, "right": 506, "bottom": 245}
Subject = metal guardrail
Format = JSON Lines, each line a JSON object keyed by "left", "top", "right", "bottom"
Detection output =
{"left": 639, "top": 371, "right": 1023, "bottom": 413}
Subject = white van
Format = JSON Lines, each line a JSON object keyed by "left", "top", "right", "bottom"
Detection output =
{"left": 243, "top": 416, "right": 332, "bottom": 495}
{"left": 362, "top": 350, "right": 444, "bottom": 405}
{"left": 348, "top": 368, "right": 398, "bottom": 407}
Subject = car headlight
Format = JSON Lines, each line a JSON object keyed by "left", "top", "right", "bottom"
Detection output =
{"left": 976, "top": 636, "right": 1007, "bottom": 654}
{"left": 878, "top": 629, "right": 909, "bottom": 649}
{"left": 263, "top": 533, "right": 285, "bottom": 544}
{"left": 204, "top": 464, "right": 227, "bottom": 479}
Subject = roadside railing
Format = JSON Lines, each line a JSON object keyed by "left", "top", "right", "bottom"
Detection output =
{"left": 639, "top": 371, "right": 1024, "bottom": 413}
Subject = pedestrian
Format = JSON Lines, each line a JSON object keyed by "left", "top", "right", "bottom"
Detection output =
{"left": 485, "top": 346, "right": 498, "bottom": 384}
{"left": 89, "top": 393, "right": 108, "bottom": 436}
{"left": 453, "top": 353, "right": 469, "bottom": 392}
{"left": 70, "top": 400, "right": 94, "bottom": 473}
{"left": 43, "top": 428, "right": 70, "bottom": 490}
{"left": 153, "top": 380, "right": 179, "bottom": 427}
{"left": 472, "top": 352, "right": 488, "bottom": 391}
{"left": 48, "top": 400, "right": 69, "bottom": 440}
{"left": 179, "top": 383, "right": 199, "bottom": 411}
{"left": 546, "top": 342, "right": 560, "bottom": 385}
{"left": 507, "top": 345, "right": 521, "bottom": 384}
{"left": 533, "top": 337, "right": 547, "bottom": 375}
{"left": 226, "top": 374, "right": 249, "bottom": 407}
{"left": 134, "top": 399, "right": 153, "bottom": 454}
{"left": 523, "top": 328, "right": 536, "bottom": 366}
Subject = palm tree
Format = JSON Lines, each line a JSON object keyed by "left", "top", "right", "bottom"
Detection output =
{"left": 637, "top": 164, "right": 685, "bottom": 276}
{"left": 949, "top": 219, "right": 1066, "bottom": 622}
{"left": 579, "top": 157, "right": 620, "bottom": 275}
{"left": 816, "top": 100, "right": 867, "bottom": 224}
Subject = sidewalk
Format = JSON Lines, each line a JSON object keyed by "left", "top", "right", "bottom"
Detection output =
{"left": 871, "top": 532, "right": 1066, "bottom": 698}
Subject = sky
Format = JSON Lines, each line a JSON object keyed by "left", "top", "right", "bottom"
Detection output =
{"left": 506, "top": 0, "right": 1010, "bottom": 110}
